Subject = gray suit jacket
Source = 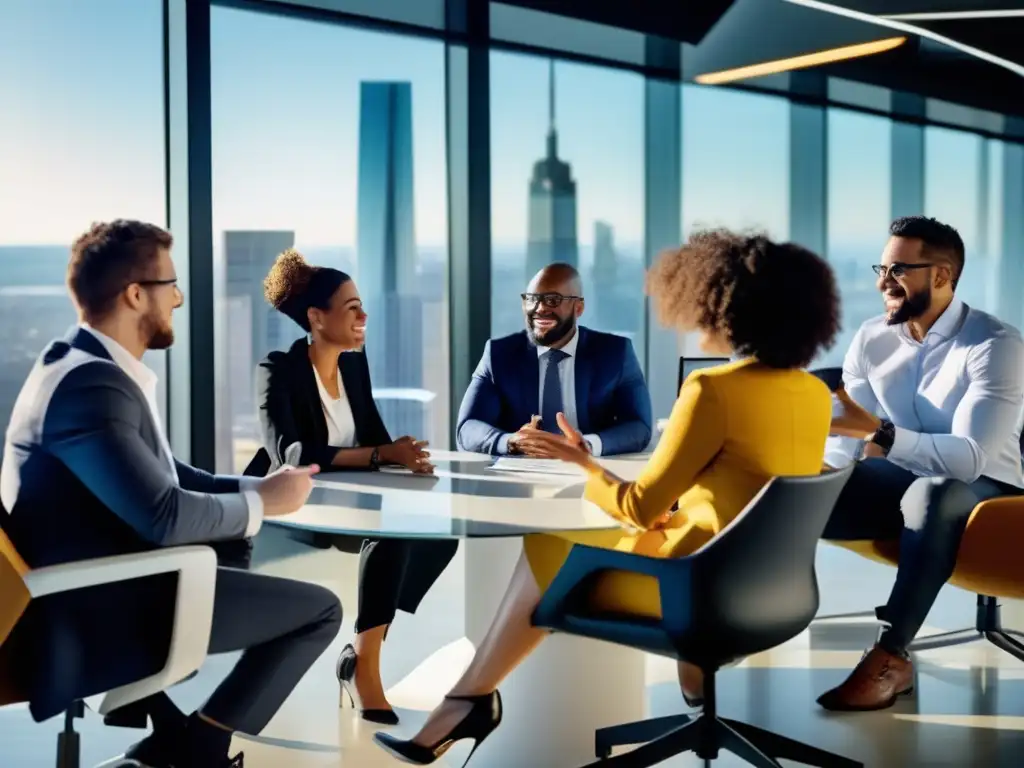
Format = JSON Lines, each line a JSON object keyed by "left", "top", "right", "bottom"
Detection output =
{"left": 0, "top": 327, "right": 252, "bottom": 721}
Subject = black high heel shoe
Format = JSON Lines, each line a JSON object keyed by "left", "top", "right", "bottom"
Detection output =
{"left": 337, "top": 644, "right": 400, "bottom": 726}
{"left": 372, "top": 690, "right": 502, "bottom": 766}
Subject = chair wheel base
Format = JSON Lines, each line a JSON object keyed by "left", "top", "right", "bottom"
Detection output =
{"left": 588, "top": 713, "right": 862, "bottom": 768}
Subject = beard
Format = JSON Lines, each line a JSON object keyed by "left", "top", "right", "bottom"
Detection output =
{"left": 885, "top": 285, "right": 931, "bottom": 326}
{"left": 142, "top": 312, "right": 175, "bottom": 350}
{"left": 527, "top": 312, "right": 576, "bottom": 347}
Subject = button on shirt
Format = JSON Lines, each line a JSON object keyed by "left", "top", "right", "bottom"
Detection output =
{"left": 823, "top": 298, "right": 1024, "bottom": 488}
{"left": 82, "top": 325, "right": 265, "bottom": 534}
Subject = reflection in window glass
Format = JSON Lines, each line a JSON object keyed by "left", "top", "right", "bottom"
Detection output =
{"left": 682, "top": 85, "right": 790, "bottom": 241}
{"left": 0, "top": 0, "right": 165, "bottom": 458}
{"left": 211, "top": 7, "right": 449, "bottom": 472}
{"left": 489, "top": 52, "right": 645, "bottom": 347}
{"left": 924, "top": 126, "right": 986, "bottom": 312}
{"left": 823, "top": 109, "right": 892, "bottom": 367}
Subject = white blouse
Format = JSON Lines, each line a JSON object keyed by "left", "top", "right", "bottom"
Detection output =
{"left": 312, "top": 365, "right": 358, "bottom": 449}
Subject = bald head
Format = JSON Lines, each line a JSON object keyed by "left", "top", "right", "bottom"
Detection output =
{"left": 522, "top": 262, "right": 584, "bottom": 348}
{"left": 527, "top": 262, "right": 583, "bottom": 297}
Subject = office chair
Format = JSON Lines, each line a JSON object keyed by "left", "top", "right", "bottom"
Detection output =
{"left": 0, "top": 524, "right": 216, "bottom": 768}
{"left": 811, "top": 365, "right": 1024, "bottom": 663}
{"left": 533, "top": 465, "right": 861, "bottom": 767}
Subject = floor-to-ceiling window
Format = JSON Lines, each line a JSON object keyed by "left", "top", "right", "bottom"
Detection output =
{"left": 925, "top": 125, "right": 988, "bottom": 313}
{"left": 489, "top": 52, "right": 645, "bottom": 348}
{"left": 823, "top": 108, "right": 892, "bottom": 366}
{"left": 0, "top": 0, "right": 166, "bottom": 458}
{"left": 210, "top": 6, "right": 450, "bottom": 472}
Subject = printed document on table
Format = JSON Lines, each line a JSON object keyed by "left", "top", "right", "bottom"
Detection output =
{"left": 488, "top": 458, "right": 586, "bottom": 477}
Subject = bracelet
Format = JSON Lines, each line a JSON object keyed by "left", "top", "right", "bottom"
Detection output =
{"left": 369, "top": 447, "right": 381, "bottom": 471}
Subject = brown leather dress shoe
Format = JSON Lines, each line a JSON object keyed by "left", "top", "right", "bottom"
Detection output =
{"left": 817, "top": 644, "right": 914, "bottom": 711}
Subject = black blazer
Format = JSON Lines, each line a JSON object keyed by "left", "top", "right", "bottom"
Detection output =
{"left": 245, "top": 337, "right": 391, "bottom": 477}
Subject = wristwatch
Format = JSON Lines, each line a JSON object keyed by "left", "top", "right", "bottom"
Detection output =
{"left": 869, "top": 419, "right": 896, "bottom": 456}
{"left": 369, "top": 447, "right": 381, "bottom": 471}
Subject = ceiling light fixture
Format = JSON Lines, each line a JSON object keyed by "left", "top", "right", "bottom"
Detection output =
{"left": 782, "top": 0, "right": 1024, "bottom": 77}
{"left": 694, "top": 36, "right": 906, "bottom": 85}
{"left": 884, "top": 10, "right": 1024, "bottom": 21}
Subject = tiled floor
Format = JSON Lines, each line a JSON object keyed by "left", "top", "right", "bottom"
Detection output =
{"left": 4, "top": 530, "right": 1024, "bottom": 767}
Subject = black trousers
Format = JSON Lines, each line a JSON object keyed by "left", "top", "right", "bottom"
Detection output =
{"left": 822, "top": 458, "right": 1021, "bottom": 652}
{"left": 355, "top": 538, "right": 459, "bottom": 634}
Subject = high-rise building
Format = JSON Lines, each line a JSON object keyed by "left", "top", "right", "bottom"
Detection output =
{"left": 222, "top": 230, "right": 297, "bottom": 452}
{"left": 357, "top": 81, "right": 425, "bottom": 439}
{"left": 525, "top": 60, "right": 578, "bottom": 281}
{"left": 593, "top": 220, "right": 617, "bottom": 290}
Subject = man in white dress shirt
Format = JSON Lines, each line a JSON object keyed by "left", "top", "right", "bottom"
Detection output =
{"left": 816, "top": 216, "right": 1024, "bottom": 712}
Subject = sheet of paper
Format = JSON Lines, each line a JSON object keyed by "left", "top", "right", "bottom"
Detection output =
{"left": 487, "top": 457, "right": 586, "bottom": 477}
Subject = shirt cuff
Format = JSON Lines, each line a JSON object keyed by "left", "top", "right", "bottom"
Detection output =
{"left": 888, "top": 425, "right": 919, "bottom": 462}
{"left": 584, "top": 433, "right": 603, "bottom": 458}
{"left": 238, "top": 476, "right": 261, "bottom": 493}
{"left": 496, "top": 433, "right": 513, "bottom": 455}
{"left": 241, "top": 489, "right": 264, "bottom": 538}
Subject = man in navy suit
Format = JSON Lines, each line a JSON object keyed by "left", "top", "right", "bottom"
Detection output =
{"left": 457, "top": 263, "right": 653, "bottom": 456}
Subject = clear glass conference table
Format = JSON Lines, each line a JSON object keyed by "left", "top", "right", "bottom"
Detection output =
{"left": 267, "top": 450, "right": 649, "bottom": 768}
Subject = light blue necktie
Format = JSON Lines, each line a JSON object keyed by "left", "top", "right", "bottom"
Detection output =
{"left": 540, "top": 349, "right": 568, "bottom": 434}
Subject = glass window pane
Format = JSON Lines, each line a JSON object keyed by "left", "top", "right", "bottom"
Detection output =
{"left": 682, "top": 85, "right": 790, "bottom": 241}
{"left": 824, "top": 108, "right": 892, "bottom": 367}
{"left": 924, "top": 126, "right": 988, "bottom": 312}
{"left": 211, "top": 7, "right": 450, "bottom": 472}
{"left": 0, "top": 0, "right": 165, "bottom": 459}
{"left": 489, "top": 53, "right": 646, "bottom": 347}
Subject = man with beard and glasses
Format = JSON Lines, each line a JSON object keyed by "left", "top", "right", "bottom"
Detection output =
{"left": 0, "top": 220, "right": 342, "bottom": 768}
{"left": 456, "top": 263, "right": 652, "bottom": 457}
{"left": 815, "top": 215, "right": 1024, "bottom": 712}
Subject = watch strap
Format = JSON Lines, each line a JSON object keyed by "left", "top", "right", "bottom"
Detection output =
{"left": 870, "top": 419, "right": 896, "bottom": 456}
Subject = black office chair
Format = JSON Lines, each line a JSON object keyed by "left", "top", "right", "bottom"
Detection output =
{"left": 532, "top": 465, "right": 860, "bottom": 767}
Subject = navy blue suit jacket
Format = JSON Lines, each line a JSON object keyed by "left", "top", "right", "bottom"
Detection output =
{"left": 0, "top": 328, "right": 250, "bottom": 722}
{"left": 456, "top": 327, "right": 653, "bottom": 456}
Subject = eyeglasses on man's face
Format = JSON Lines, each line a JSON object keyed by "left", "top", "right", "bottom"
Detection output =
{"left": 135, "top": 277, "right": 184, "bottom": 302}
{"left": 871, "top": 263, "right": 935, "bottom": 281}
{"left": 521, "top": 292, "right": 581, "bottom": 309}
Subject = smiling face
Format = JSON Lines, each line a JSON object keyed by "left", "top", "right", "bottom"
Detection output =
{"left": 522, "top": 267, "right": 584, "bottom": 348}
{"left": 308, "top": 279, "right": 366, "bottom": 350}
{"left": 876, "top": 236, "right": 949, "bottom": 326}
{"left": 130, "top": 246, "right": 184, "bottom": 350}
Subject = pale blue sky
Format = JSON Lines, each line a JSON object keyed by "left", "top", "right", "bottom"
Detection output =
{"left": 0, "top": 0, "right": 1004, "bottom": 261}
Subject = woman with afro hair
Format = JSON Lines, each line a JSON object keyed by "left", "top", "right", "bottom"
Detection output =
{"left": 374, "top": 229, "right": 842, "bottom": 764}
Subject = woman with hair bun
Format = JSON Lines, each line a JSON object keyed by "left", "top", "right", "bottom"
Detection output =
{"left": 247, "top": 249, "right": 458, "bottom": 726}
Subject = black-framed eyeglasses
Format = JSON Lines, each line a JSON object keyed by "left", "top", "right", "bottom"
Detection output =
{"left": 521, "top": 292, "right": 581, "bottom": 309}
{"left": 871, "top": 263, "right": 935, "bottom": 280}
{"left": 136, "top": 278, "right": 179, "bottom": 288}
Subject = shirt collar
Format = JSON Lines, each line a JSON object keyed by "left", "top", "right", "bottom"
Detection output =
{"left": 536, "top": 327, "right": 579, "bottom": 358}
{"left": 898, "top": 297, "right": 965, "bottom": 344}
{"left": 80, "top": 324, "right": 158, "bottom": 394}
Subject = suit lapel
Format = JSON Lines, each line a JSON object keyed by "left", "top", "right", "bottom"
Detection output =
{"left": 521, "top": 333, "right": 541, "bottom": 417}
{"left": 339, "top": 352, "right": 374, "bottom": 443}
{"left": 574, "top": 327, "right": 592, "bottom": 434}
{"left": 287, "top": 338, "right": 328, "bottom": 448}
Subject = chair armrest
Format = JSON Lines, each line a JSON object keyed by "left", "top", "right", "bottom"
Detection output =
{"left": 533, "top": 544, "right": 690, "bottom": 636}
{"left": 24, "top": 547, "right": 218, "bottom": 715}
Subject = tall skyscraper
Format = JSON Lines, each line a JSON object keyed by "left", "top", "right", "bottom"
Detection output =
{"left": 222, "top": 230, "right": 297, "bottom": 456}
{"left": 525, "top": 60, "right": 578, "bottom": 281}
{"left": 593, "top": 220, "right": 618, "bottom": 290}
{"left": 357, "top": 81, "right": 425, "bottom": 439}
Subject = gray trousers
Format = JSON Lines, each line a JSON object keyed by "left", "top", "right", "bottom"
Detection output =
{"left": 116, "top": 567, "right": 341, "bottom": 735}
{"left": 822, "top": 458, "right": 1020, "bottom": 653}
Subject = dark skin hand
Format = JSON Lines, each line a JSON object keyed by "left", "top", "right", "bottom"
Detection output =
{"left": 518, "top": 413, "right": 673, "bottom": 529}
{"left": 380, "top": 435, "right": 435, "bottom": 474}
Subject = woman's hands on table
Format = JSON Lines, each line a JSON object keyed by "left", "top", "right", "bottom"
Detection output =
{"left": 380, "top": 436, "right": 435, "bottom": 474}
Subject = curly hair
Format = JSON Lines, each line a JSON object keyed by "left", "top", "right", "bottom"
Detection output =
{"left": 889, "top": 215, "right": 964, "bottom": 288}
{"left": 67, "top": 219, "right": 173, "bottom": 320}
{"left": 263, "top": 248, "right": 351, "bottom": 332}
{"left": 646, "top": 229, "right": 840, "bottom": 369}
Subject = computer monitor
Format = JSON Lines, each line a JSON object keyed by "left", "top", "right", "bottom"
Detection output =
{"left": 678, "top": 357, "right": 730, "bottom": 391}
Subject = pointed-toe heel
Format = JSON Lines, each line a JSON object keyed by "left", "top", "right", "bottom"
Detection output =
{"left": 372, "top": 690, "right": 502, "bottom": 766}
{"left": 336, "top": 644, "right": 400, "bottom": 726}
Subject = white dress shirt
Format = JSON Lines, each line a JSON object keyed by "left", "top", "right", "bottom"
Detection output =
{"left": 823, "top": 298, "right": 1024, "bottom": 487}
{"left": 313, "top": 365, "right": 358, "bottom": 449}
{"left": 536, "top": 329, "right": 603, "bottom": 457}
{"left": 82, "top": 325, "right": 265, "bottom": 535}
